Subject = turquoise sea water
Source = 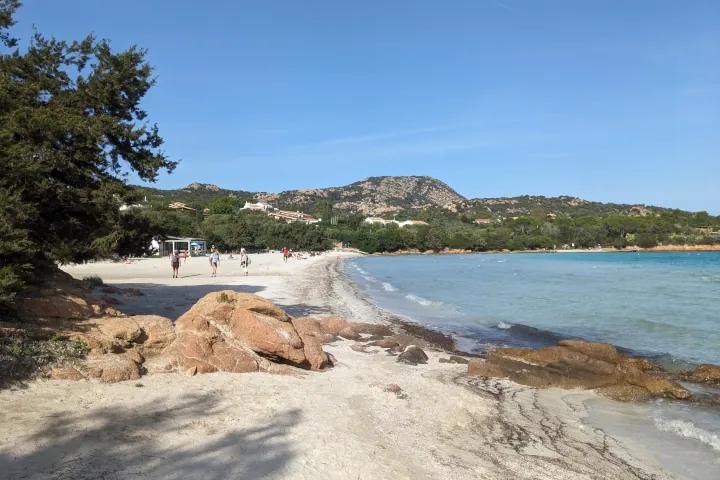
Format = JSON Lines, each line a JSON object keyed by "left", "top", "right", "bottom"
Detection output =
{"left": 345, "top": 252, "right": 720, "bottom": 478}
{"left": 346, "top": 252, "right": 720, "bottom": 367}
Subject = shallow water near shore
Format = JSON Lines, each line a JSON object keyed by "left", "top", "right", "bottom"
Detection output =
{"left": 345, "top": 252, "right": 720, "bottom": 478}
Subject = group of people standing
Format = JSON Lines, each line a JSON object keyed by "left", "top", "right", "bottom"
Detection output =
{"left": 170, "top": 248, "right": 249, "bottom": 278}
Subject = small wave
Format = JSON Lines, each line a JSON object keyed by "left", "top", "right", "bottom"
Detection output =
{"left": 495, "top": 322, "right": 565, "bottom": 344}
{"left": 647, "top": 353, "right": 699, "bottom": 373}
{"left": 382, "top": 282, "right": 397, "bottom": 292}
{"left": 405, "top": 293, "right": 443, "bottom": 308}
{"left": 653, "top": 417, "right": 720, "bottom": 452}
{"left": 699, "top": 275, "right": 720, "bottom": 283}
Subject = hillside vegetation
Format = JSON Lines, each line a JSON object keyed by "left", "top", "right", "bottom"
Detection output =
{"left": 137, "top": 176, "right": 681, "bottom": 219}
{"left": 129, "top": 176, "right": 719, "bottom": 256}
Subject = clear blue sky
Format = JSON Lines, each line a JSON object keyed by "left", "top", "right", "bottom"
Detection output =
{"left": 13, "top": 0, "right": 720, "bottom": 212}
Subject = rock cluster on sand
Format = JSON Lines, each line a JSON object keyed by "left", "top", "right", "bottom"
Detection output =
{"left": 11, "top": 275, "right": 414, "bottom": 383}
{"left": 397, "top": 345, "right": 429, "bottom": 365}
{"left": 467, "top": 339, "right": 692, "bottom": 401}
{"left": 13, "top": 271, "right": 124, "bottom": 321}
{"left": 439, "top": 355, "right": 470, "bottom": 365}
{"left": 156, "top": 291, "right": 326, "bottom": 374}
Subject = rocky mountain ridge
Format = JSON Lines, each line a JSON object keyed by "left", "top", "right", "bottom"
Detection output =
{"left": 256, "top": 176, "right": 466, "bottom": 215}
{"left": 137, "top": 175, "right": 679, "bottom": 217}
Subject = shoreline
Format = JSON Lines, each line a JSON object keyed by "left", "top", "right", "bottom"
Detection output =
{"left": 373, "top": 245, "right": 720, "bottom": 256}
{"left": 0, "top": 255, "right": 683, "bottom": 479}
{"left": 341, "top": 254, "right": 720, "bottom": 478}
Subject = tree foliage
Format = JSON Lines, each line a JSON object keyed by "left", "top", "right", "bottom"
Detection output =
{"left": 0, "top": 2, "right": 175, "bottom": 304}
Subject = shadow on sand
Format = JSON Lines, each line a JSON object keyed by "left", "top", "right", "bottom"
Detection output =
{"left": 0, "top": 393, "right": 300, "bottom": 479}
{"left": 105, "top": 283, "right": 336, "bottom": 320}
{"left": 106, "top": 283, "right": 268, "bottom": 320}
{"left": 271, "top": 302, "right": 334, "bottom": 318}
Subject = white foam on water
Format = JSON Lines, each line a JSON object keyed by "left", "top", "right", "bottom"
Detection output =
{"left": 497, "top": 322, "right": 513, "bottom": 330}
{"left": 405, "top": 293, "right": 443, "bottom": 308}
{"left": 382, "top": 282, "right": 397, "bottom": 292}
{"left": 653, "top": 416, "right": 720, "bottom": 452}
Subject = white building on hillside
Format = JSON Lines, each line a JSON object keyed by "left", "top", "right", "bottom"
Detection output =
{"left": 242, "top": 201, "right": 273, "bottom": 211}
{"left": 268, "top": 210, "right": 319, "bottom": 224}
{"left": 396, "top": 220, "right": 428, "bottom": 227}
{"left": 363, "top": 217, "right": 428, "bottom": 228}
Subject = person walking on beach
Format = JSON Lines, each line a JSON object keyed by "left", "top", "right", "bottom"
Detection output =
{"left": 183, "top": 250, "right": 188, "bottom": 264}
{"left": 209, "top": 249, "right": 220, "bottom": 277}
{"left": 283, "top": 247, "right": 289, "bottom": 263}
{"left": 240, "top": 248, "right": 250, "bottom": 276}
{"left": 171, "top": 251, "right": 181, "bottom": 278}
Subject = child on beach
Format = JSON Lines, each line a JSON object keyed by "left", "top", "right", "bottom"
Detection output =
{"left": 283, "top": 247, "right": 289, "bottom": 263}
{"left": 171, "top": 251, "right": 180, "bottom": 278}
{"left": 209, "top": 249, "right": 220, "bottom": 277}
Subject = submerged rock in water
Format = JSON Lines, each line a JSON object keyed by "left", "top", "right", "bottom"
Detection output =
{"left": 676, "top": 364, "right": 720, "bottom": 385}
{"left": 467, "top": 340, "right": 692, "bottom": 401}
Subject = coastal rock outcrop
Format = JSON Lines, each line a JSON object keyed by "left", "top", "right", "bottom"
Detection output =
{"left": 318, "top": 316, "right": 351, "bottom": 336}
{"left": 94, "top": 317, "right": 142, "bottom": 343}
{"left": 290, "top": 317, "right": 331, "bottom": 370}
{"left": 49, "top": 366, "right": 86, "bottom": 381}
{"left": 159, "top": 291, "right": 327, "bottom": 373}
{"left": 439, "top": 355, "right": 470, "bottom": 365}
{"left": 132, "top": 315, "right": 177, "bottom": 357}
{"left": 351, "top": 323, "right": 395, "bottom": 337}
{"left": 14, "top": 270, "right": 123, "bottom": 321}
{"left": 676, "top": 364, "right": 720, "bottom": 385}
{"left": 15, "top": 278, "right": 407, "bottom": 382}
{"left": 397, "top": 345, "right": 429, "bottom": 365}
{"left": 366, "top": 339, "right": 400, "bottom": 349}
{"left": 338, "top": 327, "right": 361, "bottom": 341}
{"left": 467, "top": 340, "right": 691, "bottom": 401}
{"left": 87, "top": 353, "right": 142, "bottom": 383}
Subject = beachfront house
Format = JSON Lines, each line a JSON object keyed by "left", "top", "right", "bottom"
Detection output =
{"left": 474, "top": 218, "right": 492, "bottom": 224}
{"left": 364, "top": 217, "right": 388, "bottom": 225}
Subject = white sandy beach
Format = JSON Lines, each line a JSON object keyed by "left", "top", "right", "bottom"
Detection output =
{"left": 0, "top": 253, "right": 680, "bottom": 479}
